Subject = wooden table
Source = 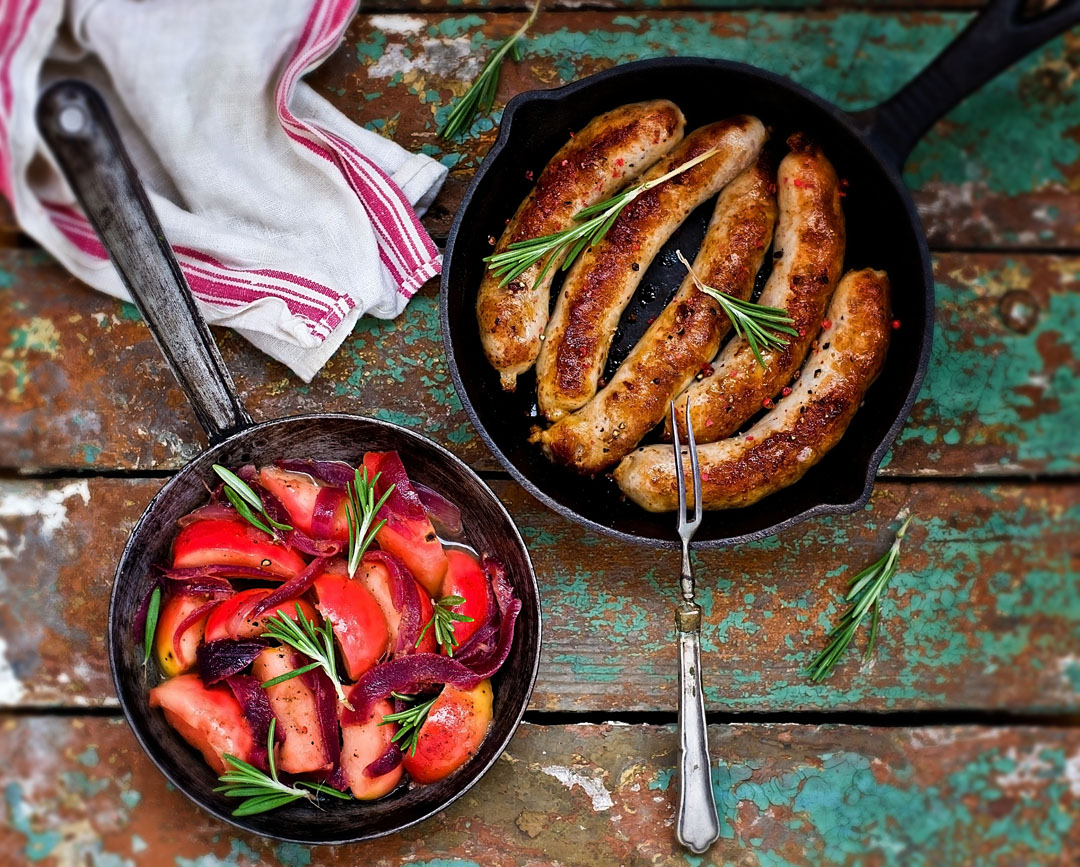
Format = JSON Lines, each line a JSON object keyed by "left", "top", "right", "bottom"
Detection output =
{"left": 1, "top": 3, "right": 1078, "bottom": 865}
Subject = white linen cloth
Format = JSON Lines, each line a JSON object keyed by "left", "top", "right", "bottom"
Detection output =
{"left": 0, "top": 0, "right": 447, "bottom": 380}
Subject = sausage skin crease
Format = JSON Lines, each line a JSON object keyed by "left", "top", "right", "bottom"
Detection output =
{"left": 478, "top": 100, "right": 686, "bottom": 391}
{"left": 614, "top": 268, "right": 891, "bottom": 512}
{"left": 669, "top": 133, "right": 845, "bottom": 443}
{"left": 533, "top": 155, "right": 778, "bottom": 473}
{"left": 535, "top": 116, "right": 768, "bottom": 421}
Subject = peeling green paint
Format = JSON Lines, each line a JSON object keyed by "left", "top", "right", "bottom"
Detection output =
{"left": 176, "top": 838, "right": 261, "bottom": 867}
{"left": 5, "top": 782, "right": 61, "bottom": 861}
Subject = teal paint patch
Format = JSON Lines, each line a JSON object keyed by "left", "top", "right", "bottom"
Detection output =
{"left": 273, "top": 843, "right": 312, "bottom": 867}
{"left": 176, "top": 838, "right": 261, "bottom": 867}
{"left": 118, "top": 302, "right": 141, "bottom": 321}
{"left": 5, "top": 782, "right": 61, "bottom": 861}
{"left": 80, "top": 443, "right": 102, "bottom": 464}
{"left": 61, "top": 770, "right": 109, "bottom": 797}
{"left": 119, "top": 789, "right": 142, "bottom": 810}
{"left": 76, "top": 745, "right": 99, "bottom": 767}
{"left": 0, "top": 268, "right": 14, "bottom": 289}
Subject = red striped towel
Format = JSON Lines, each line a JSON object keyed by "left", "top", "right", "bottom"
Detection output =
{"left": 0, "top": 0, "right": 447, "bottom": 380}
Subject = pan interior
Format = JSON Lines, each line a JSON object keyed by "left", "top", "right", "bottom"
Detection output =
{"left": 442, "top": 59, "right": 930, "bottom": 547}
{"left": 110, "top": 415, "right": 540, "bottom": 844}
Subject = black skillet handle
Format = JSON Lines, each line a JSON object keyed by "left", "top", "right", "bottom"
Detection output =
{"left": 860, "top": 0, "right": 1080, "bottom": 168}
{"left": 36, "top": 80, "right": 252, "bottom": 444}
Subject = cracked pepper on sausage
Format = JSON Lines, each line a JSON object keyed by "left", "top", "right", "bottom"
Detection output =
{"left": 477, "top": 100, "right": 686, "bottom": 392}
{"left": 668, "top": 133, "right": 846, "bottom": 444}
{"left": 614, "top": 268, "right": 891, "bottom": 512}
{"left": 532, "top": 154, "right": 778, "bottom": 473}
{"left": 535, "top": 116, "right": 768, "bottom": 421}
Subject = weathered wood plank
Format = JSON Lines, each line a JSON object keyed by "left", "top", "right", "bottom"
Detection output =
{"left": 2, "top": 716, "right": 1079, "bottom": 865}
{"left": 1, "top": 249, "right": 1076, "bottom": 476}
{"left": 309, "top": 11, "right": 1080, "bottom": 249}
{"left": 3, "top": 477, "right": 1076, "bottom": 713}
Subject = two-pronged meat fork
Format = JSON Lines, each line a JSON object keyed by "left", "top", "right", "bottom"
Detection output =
{"left": 670, "top": 400, "right": 720, "bottom": 854}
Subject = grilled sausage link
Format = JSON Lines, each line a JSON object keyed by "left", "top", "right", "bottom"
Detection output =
{"left": 535, "top": 116, "right": 768, "bottom": 421}
{"left": 669, "top": 133, "right": 845, "bottom": 443}
{"left": 614, "top": 268, "right": 891, "bottom": 512}
{"left": 533, "top": 155, "right": 777, "bottom": 473}
{"left": 478, "top": 100, "right": 686, "bottom": 392}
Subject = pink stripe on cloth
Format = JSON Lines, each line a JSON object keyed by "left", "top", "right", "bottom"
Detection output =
{"left": 41, "top": 200, "right": 353, "bottom": 335}
{"left": 275, "top": 0, "right": 440, "bottom": 300}
{"left": 0, "top": 0, "right": 43, "bottom": 199}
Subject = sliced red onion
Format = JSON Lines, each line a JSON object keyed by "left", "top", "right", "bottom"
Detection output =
{"left": 364, "top": 742, "right": 403, "bottom": 779}
{"left": 176, "top": 501, "right": 239, "bottom": 527}
{"left": 342, "top": 653, "right": 483, "bottom": 725}
{"left": 311, "top": 487, "right": 347, "bottom": 539}
{"left": 363, "top": 551, "right": 423, "bottom": 655}
{"left": 413, "top": 482, "right": 464, "bottom": 539}
{"left": 250, "top": 556, "right": 331, "bottom": 617}
{"left": 171, "top": 600, "right": 219, "bottom": 666}
{"left": 249, "top": 476, "right": 341, "bottom": 556}
{"left": 158, "top": 564, "right": 275, "bottom": 594}
{"left": 366, "top": 451, "right": 427, "bottom": 533}
{"left": 296, "top": 653, "right": 342, "bottom": 768}
{"left": 131, "top": 574, "right": 163, "bottom": 641}
{"left": 197, "top": 639, "right": 266, "bottom": 685}
{"left": 276, "top": 459, "right": 356, "bottom": 488}
{"left": 454, "top": 557, "right": 520, "bottom": 678}
{"left": 319, "top": 764, "right": 350, "bottom": 793}
{"left": 226, "top": 674, "right": 278, "bottom": 771}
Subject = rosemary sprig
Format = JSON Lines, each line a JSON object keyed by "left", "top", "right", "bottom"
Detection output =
{"left": 212, "top": 464, "right": 292, "bottom": 537}
{"left": 484, "top": 146, "right": 722, "bottom": 288}
{"left": 345, "top": 467, "right": 395, "bottom": 578}
{"left": 677, "top": 250, "right": 798, "bottom": 369}
{"left": 416, "top": 595, "right": 475, "bottom": 657}
{"left": 437, "top": 2, "right": 541, "bottom": 139}
{"left": 142, "top": 586, "right": 161, "bottom": 665}
{"left": 806, "top": 515, "right": 916, "bottom": 683}
{"left": 380, "top": 692, "right": 440, "bottom": 756}
{"left": 261, "top": 604, "right": 351, "bottom": 708}
{"left": 215, "top": 718, "right": 351, "bottom": 816}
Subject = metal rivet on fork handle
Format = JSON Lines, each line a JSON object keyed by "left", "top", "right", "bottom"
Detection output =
{"left": 670, "top": 400, "right": 720, "bottom": 855}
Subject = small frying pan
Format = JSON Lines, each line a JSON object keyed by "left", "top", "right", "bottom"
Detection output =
{"left": 36, "top": 82, "right": 542, "bottom": 845}
{"left": 441, "top": 0, "right": 1080, "bottom": 548}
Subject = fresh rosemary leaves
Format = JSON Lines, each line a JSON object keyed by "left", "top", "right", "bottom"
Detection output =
{"left": 345, "top": 467, "right": 394, "bottom": 578}
{"left": 484, "top": 146, "right": 722, "bottom": 288}
{"left": 806, "top": 515, "right": 916, "bottom": 683}
{"left": 261, "top": 604, "right": 351, "bottom": 707}
{"left": 381, "top": 692, "right": 440, "bottom": 756}
{"left": 416, "top": 595, "right": 475, "bottom": 657}
{"left": 142, "top": 586, "right": 161, "bottom": 665}
{"left": 677, "top": 251, "right": 798, "bottom": 369}
{"left": 212, "top": 464, "right": 292, "bottom": 537}
{"left": 437, "top": 2, "right": 541, "bottom": 139}
{"left": 215, "top": 718, "right": 351, "bottom": 816}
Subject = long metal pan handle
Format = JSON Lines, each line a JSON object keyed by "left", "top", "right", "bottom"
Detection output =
{"left": 862, "top": 0, "right": 1080, "bottom": 168}
{"left": 36, "top": 80, "right": 252, "bottom": 444}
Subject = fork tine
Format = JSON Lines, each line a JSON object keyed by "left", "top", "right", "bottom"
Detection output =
{"left": 670, "top": 401, "right": 686, "bottom": 526}
{"left": 685, "top": 400, "right": 702, "bottom": 527}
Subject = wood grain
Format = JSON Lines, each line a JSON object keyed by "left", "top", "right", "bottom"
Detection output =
{"left": 1, "top": 249, "right": 1075, "bottom": 476}
{"left": 2, "top": 476, "right": 1076, "bottom": 713}
{"left": 2, "top": 716, "right": 1078, "bottom": 866}
{"left": 310, "top": 11, "right": 1080, "bottom": 249}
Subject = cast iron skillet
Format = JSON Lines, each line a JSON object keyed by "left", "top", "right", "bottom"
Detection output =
{"left": 441, "top": 0, "right": 1080, "bottom": 548}
{"left": 37, "top": 82, "right": 542, "bottom": 846}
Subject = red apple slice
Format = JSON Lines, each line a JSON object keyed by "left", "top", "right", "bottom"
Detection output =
{"left": 340, "top": 699, "right": 403, "bottom": 799}
{"left": 250, "top": 647, "right": 333, "bottom": 775}
{"left": 154, "top": 594, "right": 213, "bottom": 677}
{"left": 402, "top": 679, "right": 493, "bottom": 785}
{"left": 172, "top": 519, "right": 306, "bottom": 579}
{"left": 311, "top": 569, "right": 389, "bottom": 680}
{"left": 149, "top": 674, "right": 255, "bottom": 774}
{"left": 203, "top": 587, "right": 318, "bottom": 643}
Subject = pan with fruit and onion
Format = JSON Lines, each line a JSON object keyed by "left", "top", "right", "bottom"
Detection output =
{"left": 37, "top": 81, "right": 541, "bottom": 845}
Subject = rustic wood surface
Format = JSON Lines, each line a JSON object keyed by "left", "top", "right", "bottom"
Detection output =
{"left": 2, "top": 477, "right": 1077, "bottom": 715}
{"left": 2, "top": 249, "right": 1076, "bottom": 477}
{"left": 1, "top": 3, "right": 1078, "bottom": 865}
{"left": 3, "top": 718, "right": 1080, "bottom": 866}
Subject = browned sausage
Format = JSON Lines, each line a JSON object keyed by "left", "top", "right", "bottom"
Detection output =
{"left": 669, "top": 133, "right": 845, "bottom": 443}
{"left": 535, "top": 116, "right": 768, "bottom": 421}
{"left": 477, "top": 100, "right": 686, "bottom": 392}
{"left": 614, "top": 268, "right": 891, "bottom": 511}
{"left": 532, "top": 155, "right": 777, "bottom": 473}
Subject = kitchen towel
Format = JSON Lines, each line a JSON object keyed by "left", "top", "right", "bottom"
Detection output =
{"left": 0, "top": 0, "right": 447, "bottom": 381}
